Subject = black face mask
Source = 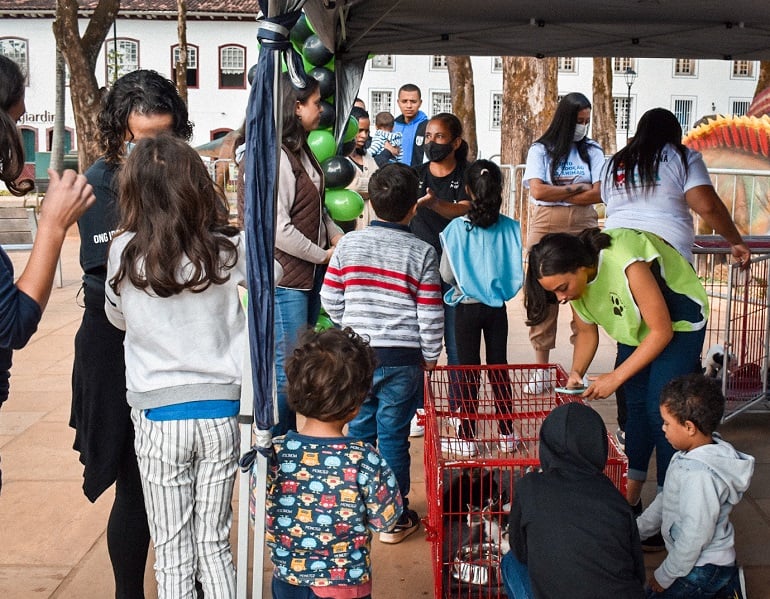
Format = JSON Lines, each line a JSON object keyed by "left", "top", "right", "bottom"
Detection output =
{"left": 424, "top": 141, "right": 454, "bottom": 162}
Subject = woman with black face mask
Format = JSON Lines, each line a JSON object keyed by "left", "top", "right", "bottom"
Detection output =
{"left": 409, "top": 112, "right": 471, "bottom": 437}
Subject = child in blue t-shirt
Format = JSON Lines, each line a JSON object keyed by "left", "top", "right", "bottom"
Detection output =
{"left": 265, "top": 327, "right": 403, "bottom": 599}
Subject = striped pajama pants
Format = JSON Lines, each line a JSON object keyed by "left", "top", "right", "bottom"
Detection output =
{"left": 131, "top": 409, "right": 239, "bottom": 599}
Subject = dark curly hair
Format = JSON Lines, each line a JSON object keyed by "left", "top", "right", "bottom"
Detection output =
{"left": 286, "top": 327, "right": 376, "bottom": 422}
{"left": 660, "top": 373, "right": 725, "bottom": 436}
{"left": 464, "top": 159, "right": 503, "bottom": 229}
{"left": 0, "top": 55, "right": 33, "bottom": 196}
{"left": 99, "top": 69, "right": 192, "bottom": 165}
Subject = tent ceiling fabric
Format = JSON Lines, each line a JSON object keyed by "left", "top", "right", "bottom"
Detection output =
{"left": 304, "top": 0, "right": 770, "bottom": 60}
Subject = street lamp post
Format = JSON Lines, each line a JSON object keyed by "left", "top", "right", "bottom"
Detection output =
{"left": 624, "top": 66, "right": 638, "bottom": 142}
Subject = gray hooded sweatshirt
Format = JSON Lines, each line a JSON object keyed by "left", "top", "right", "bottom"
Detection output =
{"left": 637, "top": 434, "right": 754, "bottom": 589}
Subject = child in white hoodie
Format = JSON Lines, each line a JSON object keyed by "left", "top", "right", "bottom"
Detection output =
{"left": 638, "top": 373, "right": 754, "bottom": 598}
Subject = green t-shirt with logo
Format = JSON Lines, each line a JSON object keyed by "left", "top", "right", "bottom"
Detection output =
{"left": 571, "top": 228, "right": 709, "bottom": 347}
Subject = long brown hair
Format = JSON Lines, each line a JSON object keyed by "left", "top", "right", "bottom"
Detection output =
{"left": 109, "top": 134, "right": 239, "bottom": 298}
{"left": 0, "top": 55, "right": 33, "bottom": 196}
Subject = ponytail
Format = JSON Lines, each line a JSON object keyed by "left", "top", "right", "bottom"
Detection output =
{"left": 464, "top": 159, "right": 502, "bottom": 228}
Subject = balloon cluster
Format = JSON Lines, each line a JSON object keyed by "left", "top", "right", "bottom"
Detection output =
{"left": 291, "top": 14, "right": 364, "bottom": 223}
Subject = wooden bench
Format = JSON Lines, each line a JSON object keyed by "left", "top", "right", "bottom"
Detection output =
{"left": 0, "top": 205, "right": 62, "bottom": 287}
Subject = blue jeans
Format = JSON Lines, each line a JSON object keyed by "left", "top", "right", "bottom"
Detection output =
{"left": 273, "top": 267, "right": 325, "bottom": 436}
{"left": 347, "top": 364, "right": 422, "bottom": 505}
{"left": 500, "top": 552, "right": 534, "bottom": 599}
{"left": 272, "top": 577, "right": 371, "bottom": 599}
{"left": 618, "top": 327, "right": 705, "bottom": 486}
{"left": 646, "top": 563, "right": 739, "bottom": 598}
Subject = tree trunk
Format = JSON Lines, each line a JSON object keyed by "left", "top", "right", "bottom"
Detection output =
{"left": 50, "top": 47, "right": 67, "bottom": 173}
{"left": 591, "top": 57, "right": 617, "bottom": 154}
{"left": 446, "top": 56, "right": 477, "bottom": 161}
{"left": 500, "top": 56, "right": 557, "bottom": 225}
{"left": 755, "top": 61, "right": 770, "bottom": 97}
{"left": 176, "top": 0, "right": 188, "bottom": 105}
{"left": 52, "top": 0, "right": 120, "bottom": 172}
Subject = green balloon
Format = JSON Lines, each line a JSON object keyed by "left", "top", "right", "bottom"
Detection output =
{"left": 315, "top": 314, "right": 334, "bottom": 332}
{"left": 342, "top": 115, "right": 359, "bottom": 143}
{"left": 325, "top": 188, "right": 364, "bottom": 221}
{"left": 307, "top": 129, "right": 336, "bottom": 163}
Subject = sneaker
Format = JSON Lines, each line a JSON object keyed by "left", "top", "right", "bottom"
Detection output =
{"left": 498, "top": 433, "right": 521, "bottom": 453}
{"left": 440, "top": 437, "right": 479, "bottom": 457}
{"left": 641, "top": 531, "right": 666, "bottom": 552}
{"left": 380, "top": 508, "right": 420, "bottom": 544}
{"left": 523, "top": 369, "right": 551, "bottom": 395}
{"left": 409, "top": 409, "right": 425, "bottom": 437}
{"left": 615, "top": 428, "right": 626, "bottom": 452}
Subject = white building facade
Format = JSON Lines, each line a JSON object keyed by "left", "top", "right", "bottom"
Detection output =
{"left": 0, "top": 7, "right": 761, "bottom": 164}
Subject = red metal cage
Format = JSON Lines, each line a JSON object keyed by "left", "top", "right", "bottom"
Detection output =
{"left": 423, "top": 364, "right": 627, "bottom": 599}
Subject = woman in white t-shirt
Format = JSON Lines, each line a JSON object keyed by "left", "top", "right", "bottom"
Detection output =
{"left": 522, "top": 92, "right": 605, "bottom": 392}
{"left": 602, "top": 107, "right": 749, "bottom": 264}
{"left": 601, "top": 108, "right": 749, "bottom": 548}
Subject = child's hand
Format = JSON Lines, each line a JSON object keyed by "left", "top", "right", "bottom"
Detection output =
{"left": 417, "top": 187, "right": 437, "bottom": 210}
{"left": 647, "top": 574, "right": 664, "bottom": 593}
{"left": 423, "top": 360, "right": 437, "bottom": 371}
{"left": 384, "top": 141, "right": 400, "bottom": 156}
{"left": 582, "top": 372, "right": 622, "bottom": 400}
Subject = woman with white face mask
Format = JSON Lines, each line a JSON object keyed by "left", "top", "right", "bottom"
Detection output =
{"left": 521, "top": 92, "right": 605, "bottom": 394}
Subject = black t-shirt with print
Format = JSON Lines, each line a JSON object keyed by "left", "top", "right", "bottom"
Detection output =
{"left": 411, "top": 160, "right": 468, "bottom": 256}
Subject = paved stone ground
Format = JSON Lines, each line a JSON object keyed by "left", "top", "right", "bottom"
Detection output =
{"left": 1, "top": 228, "right": 769, "bottom": 598}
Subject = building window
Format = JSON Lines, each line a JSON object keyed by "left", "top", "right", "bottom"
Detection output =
{"left": 672, "top": 98, "right": 695, "bottom": 131}
{"left": 613, "top": 96, "right": 632, "bottom": 133}
{"left": 431, "top": 91, "right": 452, "bottom": 115}
{"left": 491, "top": 93, "right": 502, "bottom": 129}
{"left": 219, "top": 44, "right": 246, "bottom": 89}
{"left": 370, "top": 54, "right": 393, "bottom": 70}
{"left": 20, "top": 127, "right": 36, "bottom": 161}
{"left": 105, "top": 38, "right": 139, "bottom": 85}
{"left": 492, "top": 57, "right": 503, "bottom": 72}
{"left": 0, "top": 38, "right": 29, "bottom": 84}
{"left": 370, "top": 90, "right": 393, "bottom": 115}
{"left": 731, "top": 99, "right": 751, "bottom": 117}
{"left": 46, "top": 128, "right": 73, "bottom": 154}
{"left": 612, "top": 57, "right": 636, "bottom": 74}
{"left": 558, "top": 57, "right": 576, "bottom": 73}
{"left": 172, "top": 44, "right": 199, "bottom": 88}
{"left": 732, "top": 60, "right": 754, "bottom": 78}
{"left": 673, "top": 59, "right": 696, "bottom": 77}
{"left": 431, "top": 55, "right": 448, "bottom": 70}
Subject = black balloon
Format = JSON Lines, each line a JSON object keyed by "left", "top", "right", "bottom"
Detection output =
{"left": 321, "top": 155, "right": 357, "bottom": 189}
{"left": 290, "top": 14, "right": 314, "bottom": 47}
{"left": 319, "top": 101, "right": 335, "bottom": 129}
{"left": 247, "top": 64, "right": 258, "bottom": 86}
{"left": 303, "top": 34, "right": 333, "bottom": 67}
{"left": 309, "top": 67, "right": 335, "bottom": 99}
{"left": 340, "top": 139, "right": 356, "bottom": 157}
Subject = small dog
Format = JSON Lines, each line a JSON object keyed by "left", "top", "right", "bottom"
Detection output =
{"left": 703, "top": 343, "right": 736, "bottom": 378}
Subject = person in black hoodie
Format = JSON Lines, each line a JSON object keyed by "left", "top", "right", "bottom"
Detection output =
{"left": 503, "top": 402, "right": 645, "bottom": 599}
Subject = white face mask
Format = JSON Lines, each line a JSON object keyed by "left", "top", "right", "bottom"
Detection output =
{"left": 573, "top": 123, "right": 589, "bottom": 142}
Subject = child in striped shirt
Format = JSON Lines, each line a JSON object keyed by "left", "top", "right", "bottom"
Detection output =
{"left": 321, "top": 163, "right": 444, "bottom": 544}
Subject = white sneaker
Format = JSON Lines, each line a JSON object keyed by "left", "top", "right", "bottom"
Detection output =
{"left": 523, "top": 369, "right": 551, "bottom": 395}
{"left": 409, "top": 409, "right": 425, "bottom": 437}
{"left": 498, "top": 434, "right": 521, "bottom": 453}
{"left": 440, "top": 437, "right": 478, "bottom": 457}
